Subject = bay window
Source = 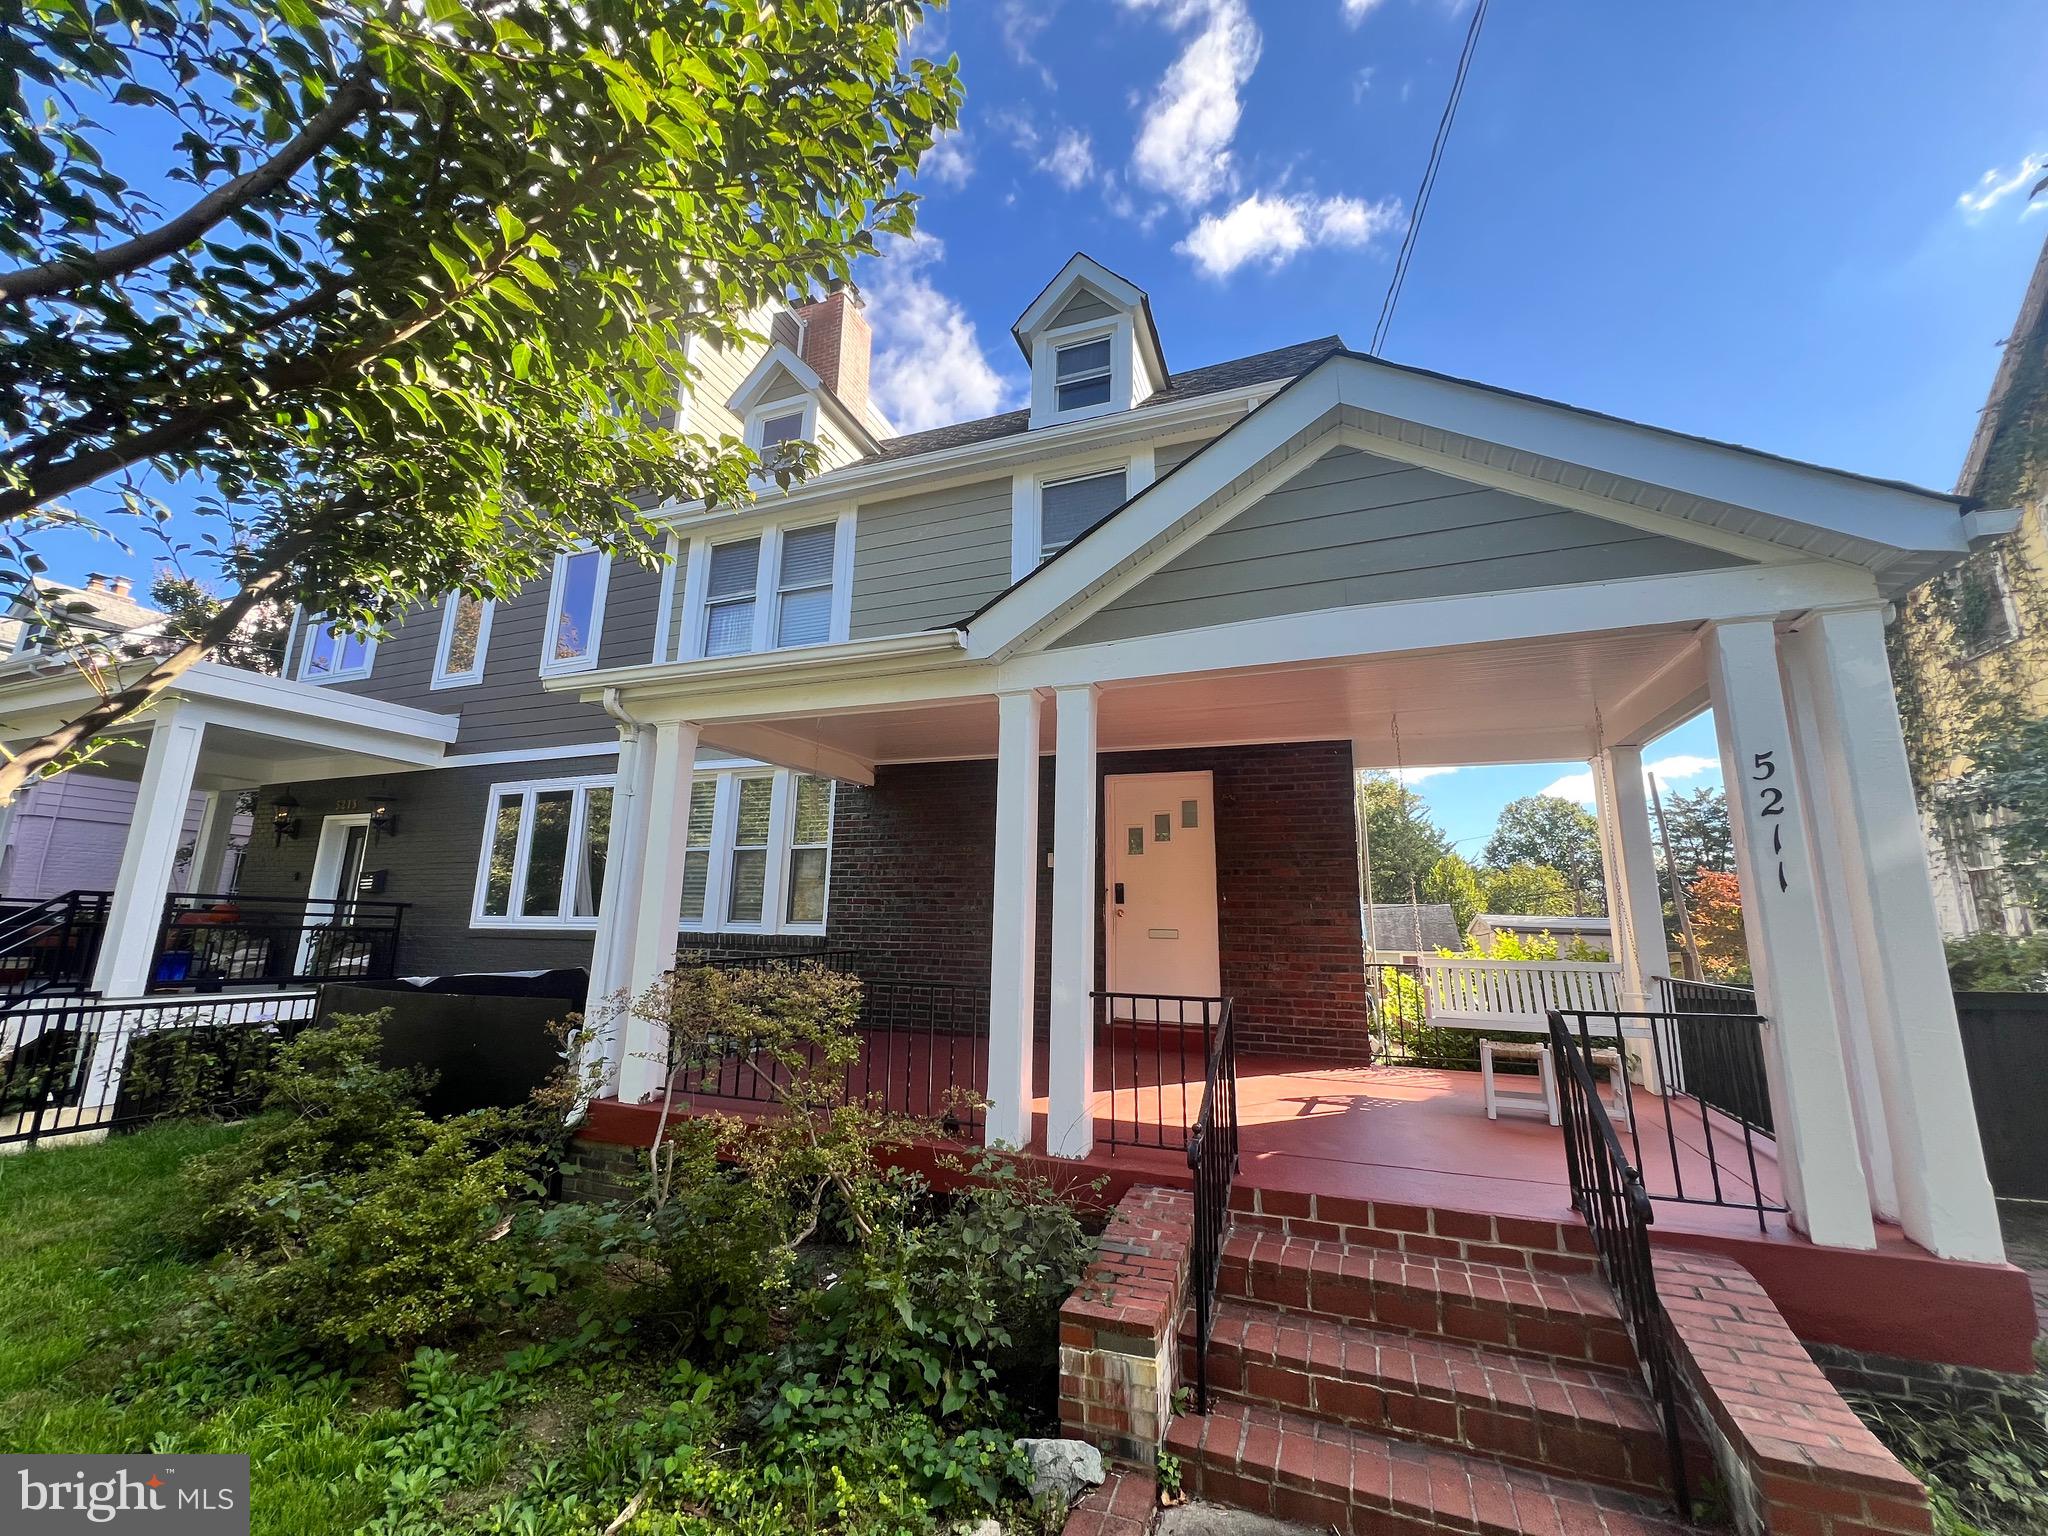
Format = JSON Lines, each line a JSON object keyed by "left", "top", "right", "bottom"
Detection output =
{"left": 473, "top": 776, "right": 615, "bottom": 927}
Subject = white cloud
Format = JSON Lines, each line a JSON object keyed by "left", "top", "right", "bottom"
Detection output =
{"left": 1176, "top": 190, "right": 1402, "bottom": 278}
{"left": 920, "top": 131, "right": 974, "bottom": 190}
{"left": 999, "top": 0, "right": 1059, "bottom": 85}
{"left": 1342, "top": 0, "right": 1389, "bottom": 21}
{"left": 1351, "top": 66, "right": 1377, "bottom": 103}
{"left": 1398, "top": 765, "right": 1461, "bottom": 785}
{"left": 1040, "top": 126, "right": 1097, "bottom": 191}
{"left": 987, "top": 105, "right": 1041, "bottom": 155}
{"left": 863, "top": 236, "right": 1017, "bottom": 435}
{"left": 1540, "top": 754, "right": 1721, "bottom": 808}
{"left": 1121, "top": 0, "right": 1262, "bottom": 209}
{"left": 1957, "top": 152, "right": 2048, "bottom": 220}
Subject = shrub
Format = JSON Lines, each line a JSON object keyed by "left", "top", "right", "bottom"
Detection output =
{"left": 181, "top": 1013, "right": 573, "bottom": 1356}
{"left": 1945, "top": 931, "right": 2048, "bottom": 993}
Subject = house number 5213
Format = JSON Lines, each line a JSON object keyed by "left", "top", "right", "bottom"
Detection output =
{"left": 1751, "top": 751, "right": 1789, "bottom": 893}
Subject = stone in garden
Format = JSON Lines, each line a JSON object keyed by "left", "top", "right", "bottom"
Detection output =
{"left": 1014, "top": 1437, "right": 1105, "bottom": 1507}
{"left": 954, "top": 1519, "right": 1003, "bottom": 1536}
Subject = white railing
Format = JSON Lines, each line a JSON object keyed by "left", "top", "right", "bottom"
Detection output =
{"left": 1420, "top": 957, "right": 1623, "bottom": 1030}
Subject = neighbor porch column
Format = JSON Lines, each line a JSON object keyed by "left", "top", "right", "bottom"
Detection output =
{"left": 614, "top": 718, "right": 701, "bottom": 1104}
{"left": 93, "top": 703, "right": 208, "bottom": 998}
{"left": 187, "top": 789, "right": 239, "bottom": 893}
{"left": 1704, "top": 620, "right": 1876, "bottom": 1249}
{"left": 985, "top": 689, "right": 1042, "bottom": 1149}
{"left": 1783, "top": 607, "right": 2003, "bottom": 1261}
{"left": 1593, "top": 745, "right": 1670, "bottom": 1089}
{"left": 1048, "top": 684, "right": 1098, "bottom": 1158}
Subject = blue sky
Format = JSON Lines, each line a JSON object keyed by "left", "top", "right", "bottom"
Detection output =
{"left": 36, "top": 0, "right": 2048, "bottom": 849}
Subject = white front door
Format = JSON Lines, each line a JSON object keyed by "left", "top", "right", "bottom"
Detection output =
{"left": 300, "top": 814, "right": 371, "bottom": 972}
{"left": 1105, "top": 771, "right": 1220, "bottom": 998}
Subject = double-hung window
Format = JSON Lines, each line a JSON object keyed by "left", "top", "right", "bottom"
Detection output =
{"left": 1039, "top": 469, "right": 1127, "bottom": 562}
{"left": 475, "top": 776, "right": 615, "bottom": 927}
{"left": 541, "top": 549, "right": 609, "bottom": 675}
{"left": 1054, "top": 337, "right": 1113, "bottom": 412}
{"left": 676, "top": 768, "right": 836, "bottom": 934}
{"left": 299, "top": 618, "right": 375, "bottom": 682}
{"left": 432, "top": 593, "right": 493, "bottom": 687}
{"left": 774, "top": 524, "right": 836, "bottom": 647}
{"left": 703, "top": 538, "right": 761, "bottom": 656}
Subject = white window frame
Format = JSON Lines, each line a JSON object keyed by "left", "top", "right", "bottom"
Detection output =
{"left": 1029, "top": 315, "right": 1137, "bottom": 428}
{"left": 677, "top": 766, "right": 835, "bottom": 937}
{"left": 1010, "top": 448, "right": 1155, "bottom": 582}
{"left": 538, "top": 548, "right": 611, "bottom": 677}
{"left": 470, "top": 772, "right": 617, "bottom": 931}
{"left": 747, "top": 398, "right": 815, "bottom": 452}
{"left": 1953, "top": 550, "right": 2023, "bottom": 661}
{"left": 430, "top": 593, "right": 495, "bottom": 688}
{"left": 673, "top": 510, "right": 855, "bottom": 660}
{"left": 772, "top": 520, "right": 841, "bottom": 649}
{"left": 296, "top": 616, "right": 377, "bottom": 684}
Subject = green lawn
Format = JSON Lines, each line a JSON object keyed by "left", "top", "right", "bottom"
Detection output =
{"left": 0, "top": 1124, "right": 383, "bottom": 1536}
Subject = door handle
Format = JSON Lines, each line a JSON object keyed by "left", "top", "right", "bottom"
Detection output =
{"left": 1113, "top": 882, "right": 1126, "bottom": 904}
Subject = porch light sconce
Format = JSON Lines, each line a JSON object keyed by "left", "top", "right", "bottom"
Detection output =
{"left": 270, "top": 788, "right": 302, "bottom": 848}
{"left": 368, "top": 788, "right": 400, "bottom": 843}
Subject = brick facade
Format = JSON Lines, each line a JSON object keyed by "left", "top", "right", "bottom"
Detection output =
{"left": 1059, "top": 1184, "right": 1195, "bottom": 1464}
{"left": 825, "top": 741, "right": 1370, "bottom": 1059}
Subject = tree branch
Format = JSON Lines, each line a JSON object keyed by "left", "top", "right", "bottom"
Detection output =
{"left": 0, "top": 558, "right": 298, "bottom": 803}
{"left": 0, "top": 65, "right": 381, "bottom": 305}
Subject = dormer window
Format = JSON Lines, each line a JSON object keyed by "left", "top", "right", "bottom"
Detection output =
{"left": 758, "top": 410, "right": 806, "bottom": 450}
{"left": 1054, "top": 337, "right": 1113, "bottom": 412}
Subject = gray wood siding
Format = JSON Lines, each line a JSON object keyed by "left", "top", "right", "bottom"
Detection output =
{"left": 237, "top": 760, "right": 609, "bottom": 976}
{"left": 1155, "top": 436, "right": 1214, "bottom": 477}
{"left": 849, "top": 477, "right": 1013, "bottom": 637}
{"left": 1057, "top": 446, "right": 1746, "bottom": 647}
{"left": 1051, "top": 289, "right": 1118, "bottom": 327}
{"left": 317, "top": 556, "right": 665, "bottom": 753}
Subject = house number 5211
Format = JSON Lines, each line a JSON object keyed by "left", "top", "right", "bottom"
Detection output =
{"left": 1751, "top": 751, "right": 1789, "bottom": 893}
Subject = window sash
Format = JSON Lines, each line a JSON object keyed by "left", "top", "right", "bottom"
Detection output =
{"left": 434, "top": 594, "right": 491, "bottom": 683}
{"left": 758, "top": 411, "right": 805, "bottom": 448}
{"left": 704, "top": 537, "right": 762, "bottom": 657}
{"left": 679, "top": 768, "right": 834, "bottom": 934}
{"left": 774, "top": 524, "right": 837, "bottom": 647}
{"left": 1054, "top": 337, "right": 1113, "bottom": 411}
{"left": 1039, "top": 469, "right": 1127, "bottom": 558}
{"left": 543, "top": 551, "right": 606, "bottom": 672}
{"left": 301, "top": 620, "right": 372, "bottom": 680}
{"left": 474, "top": 779, "right": 614, "bottom": 928}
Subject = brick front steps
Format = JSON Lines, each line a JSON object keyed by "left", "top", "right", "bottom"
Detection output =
{"left": 1231, "top": 1187, "right": 1600, "bottom": 1276}
{"left": 1220, "top": 1228, "right": 1638, "bottom": 1370}
{"left": 1191, "top": 1299, "right": 1676, "bottom": 1497}
{"left": 1165, "top": 1398, "right": 1693, "bottom": 1536}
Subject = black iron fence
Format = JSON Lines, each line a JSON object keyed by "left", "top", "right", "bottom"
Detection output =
{"left": 1092, "top": 991, "right": 1229, "bottom": 1150}
{"left": 1185, "top": 1000, "right": 1239, "bottom": 1415}
{"left": 1556, "top": 1007, "right": 1785, "bottom": 1233}
{"left": 0, "top": 891, "right": 109, "bottom": 1004}
{"left": 1954, "top": 991, "right": 2048, "bottom": 1200}
{"left": 0, "top": 991, "right": 319, "bottom": 1147}
{"left": 151, "top": 893, "right": 407, "bottom": 990}
{"left": 1548, "top": 1010, "right": 1691, "bottom": 1521}
{"left": 668, "top": 955, "right": 990, "bottom": 1139}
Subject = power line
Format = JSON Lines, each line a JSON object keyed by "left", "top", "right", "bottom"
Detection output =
{"left": 1370, "top": 0, "right": 1491, "bottom": 358}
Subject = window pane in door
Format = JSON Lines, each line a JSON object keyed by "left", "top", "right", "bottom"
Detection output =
{"left": 483, "top": 794, "right": 523, "bottom": 917}
{"left": 522, "top": 790, "right": 574, "bottom": 917}
{"left": 570, "top": 787, "right": 613, "bottom": 918}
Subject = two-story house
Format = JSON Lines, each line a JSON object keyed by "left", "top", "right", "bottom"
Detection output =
{"left": 7, "top": 256, "right": 2023, "bottom": 1356}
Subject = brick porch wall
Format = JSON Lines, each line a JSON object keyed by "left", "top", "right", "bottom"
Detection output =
{"left": 824, "top": 741, "right": 1370, "bottom": 1060}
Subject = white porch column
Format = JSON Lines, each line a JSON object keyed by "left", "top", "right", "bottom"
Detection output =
{"left": 985, "top": 689, "right": 1042, "bottom": 1149}
{"left": 583, "top": 725, "right": 650, "bottom": 1096}
{"left": 1777, "top": 629, "right": 1900, "bottom": 1224}
{"left": 1783, "top": 607, "right": 2003, "bottom": 1260}
{"left": 1704, "top": 620, "right": 1876, "bottom": 1249}
{"left": 93, "top": 704, "right": 208, "bottom": 998}
{"left": 1048, "top": 684, "right": 1099, "bottom": 1158}
{"left": 1593, "top": 746, "right": 1671, "bottom": 1091}
{"left": 614, "top": 719, "right": 701, "bottom": 1104}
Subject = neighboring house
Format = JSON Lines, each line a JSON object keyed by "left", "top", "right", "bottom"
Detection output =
{"left": 0, "top": 575, "right": 249, "bottom": 901}
{"left": 1893, "top": 232, "right": 2048, "bottom": 937}
{"left": 2, "top": 252, "right": 2011, "bottom": 1278}
{"left": 1465, "top": 912, "right": 1613, "bottom": 955}
{"left": 1362, "top": 902, "right": 1461, "bottom": 960}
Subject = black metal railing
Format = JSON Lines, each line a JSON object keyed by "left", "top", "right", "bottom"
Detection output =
{"left": 0, "top": 991, "right": 319, "bottom": 1147}
{"left": 1654, "top": 978, "right": 1773, "bottom": 1138}
{"left": 669, "top": 957, "right": 990, "bottom": 1139}
{"left": 1185, "top": 999, "right": 1239, "bottom": 1415}
{"left": 1092, "top": 991, "right": 1228, "bottom": 1150}
{"left": 150, "top": 893, "right": 407, "bottom": 991}
{"left": 1548, "top": 1010, "right": 1691, "bottom": 1520}
{"left": 1555, "top": 1008, "right": 1785, "bottom": 1231}
{"left": 0, "top": 890, "right": 110, "bottom": 1005}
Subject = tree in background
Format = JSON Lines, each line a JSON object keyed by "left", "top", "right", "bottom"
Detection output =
{"left": 0, "top": 0, "right": 959, "bottom": 796}
{"left": 1356, "top": 775, "right": 1453, "bottom": 906}
{"left": 1944, "top": 931, "right": 2048, "bottom": 992}
{"left": 1653, "top": 784, "right": 1733, "bottom": 911}
{"left": 1481, "top": 862, "right": 1575, "bottom": 917}
{"left": 150, "top": 573, "right": 287, "bottom": 675}
{"left": 1421, "top": 853, "right": 1483, "bottom": 932}
{"left": 1483, "top": 795, "right": 1605, "bottom": 914}
{"left": 1686, "top": 869, "right": 1751, "bottom": 983}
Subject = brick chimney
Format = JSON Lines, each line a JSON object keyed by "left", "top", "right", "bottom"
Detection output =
{"left": 792, "top": 286, "right": 871, "bottom": 427}
{"left": 84, "top": 572, "right": 133, "bottom": 597}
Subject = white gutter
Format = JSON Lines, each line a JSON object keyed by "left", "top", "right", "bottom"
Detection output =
{"left": 1962, "top": 506, "right": 2022, "bottom": 548}
{"left": 544, "top": 628, "right": 965, "bottom": 699}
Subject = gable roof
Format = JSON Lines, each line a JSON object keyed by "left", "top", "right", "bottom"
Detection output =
{"left": 1365, "top": 903, "right": 1462, "bottom": 953}
{"left": 866, "top": 335, "right": 1344, "bottom": 464}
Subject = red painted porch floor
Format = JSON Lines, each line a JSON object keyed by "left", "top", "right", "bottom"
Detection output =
{"left": 584, "top": 1034, "right": 2040, "bottom": 1372}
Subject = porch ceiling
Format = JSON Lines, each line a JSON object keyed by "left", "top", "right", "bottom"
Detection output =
{"left": 698, "top": 621, "right": 1710, "bottom": 774}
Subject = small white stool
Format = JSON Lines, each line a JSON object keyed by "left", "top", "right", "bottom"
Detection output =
{"left": 1587, "top": 1046, "right": 1634, "bottom": 1131}
{"left": 1480, "top": 1038, "right": 1559, "bottom": 1125}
